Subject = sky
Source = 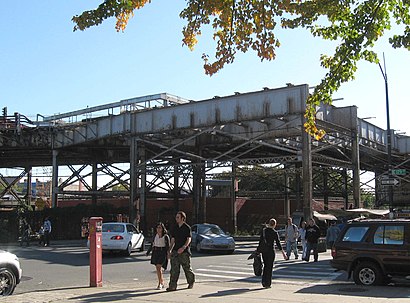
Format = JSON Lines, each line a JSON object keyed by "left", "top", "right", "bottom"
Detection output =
{"left": 0, "top": 0, "right": 409, "bottom": 195}
{"left": 1, "top": 2, "right": 409, "bottom": 140}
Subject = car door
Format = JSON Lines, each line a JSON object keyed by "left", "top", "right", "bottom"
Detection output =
{"left": 128, "top": 224, "right": 143, "bottom": 249}
{"left": 191, "top": 225, "right": 198, "bottom": 246}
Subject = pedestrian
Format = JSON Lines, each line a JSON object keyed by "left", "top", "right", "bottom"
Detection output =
{"left": 298, "top": 221, "right": 307, "bottom": 260}
{"left": 256, "top": 218, "right": 287, "bottom": 288}
{"left": 42, "top": 217, "right": 52, "bottom": 247}
{"left": 21, "top": 220, "right": 31, "bottom": 247}
{"left": 304, "top": 218, "right": 321, "bottom": 262}
{"left": 146, "top": 222, "right": 170, "bottom": 290}
{"left": 326, "top": 221, "right": 340, "bottom": 249}
{"left": 38, "top": 225, "right": 45, "bottom": 246}
{"left": 166, "top": 211, "right": 195, "bottom": 291}
{"left": 285, "top": 217, "right": 299, "bottom": 259}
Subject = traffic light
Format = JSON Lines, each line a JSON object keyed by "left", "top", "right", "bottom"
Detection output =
{"left": 2, "top": 107, "right": 7, "bottom": 117}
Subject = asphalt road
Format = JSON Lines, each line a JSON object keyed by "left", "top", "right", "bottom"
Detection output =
{"left": 4, "top": 240, "right": 409, "bottom": 296}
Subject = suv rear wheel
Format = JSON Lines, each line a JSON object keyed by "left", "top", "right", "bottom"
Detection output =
{"left": 353, "top": 261, "right": 383, "bottom": 286}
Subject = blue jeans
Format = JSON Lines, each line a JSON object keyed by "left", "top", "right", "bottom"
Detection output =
{"left": 286, "top": 241, "right": 298, "bottom": 259}
{"left": 305, "top": 242, "right": 318, "bottom": 261}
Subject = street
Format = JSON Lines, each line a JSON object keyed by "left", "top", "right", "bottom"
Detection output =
{"left": 3, "top": 240, "right": 410, "bottom": 300}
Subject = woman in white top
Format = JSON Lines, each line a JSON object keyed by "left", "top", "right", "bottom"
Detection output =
{"left": 146, "top": 222, "right": 170, "bottom": 289}
{"left": 298, "top": 221, "right": 307, "bottom": 259}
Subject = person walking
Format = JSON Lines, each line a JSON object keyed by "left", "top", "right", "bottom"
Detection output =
{"left": 285, "top": 217, "right": 299, "bottom": 260}
{"left": 304, "top": 218, "right": 321, "bottom": 262}
{"left": 256, "top": 218, "right": 287, "bottom": 288}
{"left": 42, "top": 217, "right": 52, "bottom": 247}
{"left": 146, "top": 222, "right": 170, "bottom": 290}
{"left": 166, "top": 211, "right": 195, "bottom": 292}
{"left": 298, "top": 221, "right": 307, "bottom": 260}
{"left": 326, "top": 221, "right": 340, "bottom": 249}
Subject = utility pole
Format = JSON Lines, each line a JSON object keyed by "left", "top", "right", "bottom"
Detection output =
{"left": 378, "top": 53, "right": 393, "bottom": 212}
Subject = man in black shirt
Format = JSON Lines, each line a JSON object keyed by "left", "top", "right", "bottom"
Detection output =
{"left": 257, "top": 218, "right": 287, "bottom": 288}
{"left": 304, "top": 218, "right": 321, "bottom": 262}
{"left": 166, "top": 211, "right": 195, "bottom": 291}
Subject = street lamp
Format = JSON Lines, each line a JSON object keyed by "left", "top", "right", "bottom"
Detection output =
{"left": 378, "top": 53, "right": 393, "bottom": 212}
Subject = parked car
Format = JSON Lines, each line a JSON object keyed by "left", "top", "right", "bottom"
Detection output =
{"left": 191, "top": 223, "right": 235, "bottom": 254}
{"left": 330, "top": 219, "right": 410, "bottom": 286}
{"left": 87, "top": 222, "right": 145, "bottom": 256}
{"left": 0, "top": 250, "right": 22, "bottom": 296}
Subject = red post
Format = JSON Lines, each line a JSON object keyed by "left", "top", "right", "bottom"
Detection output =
{"left": 89, "top": 217, "right": 103, "bottom": 287}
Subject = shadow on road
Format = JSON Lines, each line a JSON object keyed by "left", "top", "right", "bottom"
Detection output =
{"left": 296, "top": 282, "right": 410, "bottom": 299}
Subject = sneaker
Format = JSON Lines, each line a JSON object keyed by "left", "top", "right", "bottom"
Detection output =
{"left": 187, "top": 283, "right": 194, "bottom": 289}
{"left": 156, "top": 284, "right": 164, "bottom": 290}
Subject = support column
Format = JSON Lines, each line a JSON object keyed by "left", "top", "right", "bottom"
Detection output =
{"left": 295, "top": 163, "right": 302, "bottom": 211}
{"left": 92, "top": 162, "right": 98, "bottom": 205}
{"left": 130, "top": 138, "right": 138, "bottom": 228}
{"left": 231, "top": 162, "right": 237, "bottom": 234}
{"left": 352, "top": 131, "right": 361, "bottom": 208}
{"left": 140, "top": 147, "right": 146, "bottom": 232}
{"left": 192, "top": 163, "right": 200, "bottom": 224}
{"left": 201, "top": 161, "right": 206, "bottom": 224}
{"left": 302, "top": 126, "right": 313, "bottom": 221}
{"left": 323, "top": 168, "right": 329, "bottom": 210}
{"left": 343, "top": 168, "right": 349, "bottom": 209}
{"left": 284, "top": 166, "right": 291, "bottom": 218}
{"left": 25, "top": 166, "right": 32, "bottom": 210}
{"left": 51, "top": 150, "right": 59, "bottom": 208}
{"left": 173, "top": 159, "right": 180, "bottom": 212}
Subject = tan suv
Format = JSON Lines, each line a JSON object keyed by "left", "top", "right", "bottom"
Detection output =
{"left": 330, "top": 219, "right": 410, "bottom": 286}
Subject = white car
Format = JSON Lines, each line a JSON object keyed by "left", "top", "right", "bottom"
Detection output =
{"left": 0, "top": 250, "right": 22, "bottom": 296}
{"left": 191, "top": 223, "right": 235, "bottom": 254}
{"left": 88, "top": 222, "right": 145, "bottom": 256}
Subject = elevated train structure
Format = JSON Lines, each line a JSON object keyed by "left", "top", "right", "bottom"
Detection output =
{"left": 1, "top": 84, "right": 409, "bottom": 229}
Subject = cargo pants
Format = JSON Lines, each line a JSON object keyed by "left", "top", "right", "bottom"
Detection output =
{"left": 168, "top": 251, "right": 195, "bottom": 289}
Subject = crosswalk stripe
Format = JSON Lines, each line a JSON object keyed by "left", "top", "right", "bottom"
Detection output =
{"left": 197, "top": 268, "right": 252, "bottom": 276}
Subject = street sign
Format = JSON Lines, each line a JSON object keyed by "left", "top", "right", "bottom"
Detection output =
{"left": 380, "top": 178, "right": 400, "bottom": 186}
{"left": 391, "top": 169, "right": 407, "bottom": 176}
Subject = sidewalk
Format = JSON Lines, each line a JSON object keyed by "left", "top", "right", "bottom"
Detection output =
{"left": 6, "top": 279, "right": 410, "bottom": 303}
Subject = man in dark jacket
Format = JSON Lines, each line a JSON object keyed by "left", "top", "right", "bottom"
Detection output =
{"left": 304, "top": 218, "right": 321, "bottom": 262}
{"left": 257, "top": 218, "right": 287, "bottom": 288}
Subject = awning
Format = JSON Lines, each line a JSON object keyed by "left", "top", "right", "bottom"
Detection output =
{"left": 313, "top": 211, "right": 337, "bottom": 221}
{"left": 346, "top": 208, "right": 389, "bottom": 216}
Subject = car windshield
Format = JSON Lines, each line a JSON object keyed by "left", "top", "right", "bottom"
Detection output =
{"left": 102, "top": 224, "right": 125, "bottom": 233}
{"left": 199, "top": 225, "right": 225, "bottom": 235}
